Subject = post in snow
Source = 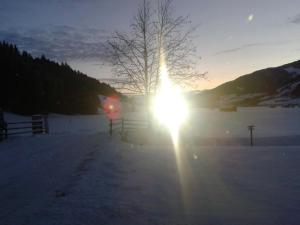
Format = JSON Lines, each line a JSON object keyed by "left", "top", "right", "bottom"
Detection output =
{"left": 248, "top": 125, "right": 255, "bottom": 147}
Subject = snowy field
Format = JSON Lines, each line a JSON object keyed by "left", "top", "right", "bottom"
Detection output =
{"left": 123, "top": 107, "right": 300, "bottom": 146}
{"left": 3, "top": 112, "right": 109, "bottom": 135}
{"left": 3, "top": 106, "right": 300, "bottom": 140}
{"left": 188, "top": 107, "right": 300, "bottom": 138}
{"left": 1, "top": 107, "right": 300, "bottom": 224}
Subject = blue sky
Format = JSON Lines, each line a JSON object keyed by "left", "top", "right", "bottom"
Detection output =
{"left": 1, "top": 0, "right": 300, "bottom": 89}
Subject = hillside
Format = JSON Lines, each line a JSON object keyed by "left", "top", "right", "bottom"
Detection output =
{"left": 193, "top": 60, "right": 300, "bottom": 107}
{"left": 0, "top": 42, "right": 118, "bottom": 115}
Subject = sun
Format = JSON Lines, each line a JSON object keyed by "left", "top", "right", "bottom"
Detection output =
{"left": 152, "top": 62, "right": 188, "bottom": 145}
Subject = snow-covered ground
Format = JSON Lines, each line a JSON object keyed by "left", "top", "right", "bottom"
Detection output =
{"left": 1, "top": 108, "right": 300, "bottom": 224}
{"left": 123, "top": 107, "right": 300, "bottom": 143}
{"left": 3, "top": 107, "right": 300, "bottom": 140}
{"left": 188, "top": 107, "right": 300, "bottom": 139}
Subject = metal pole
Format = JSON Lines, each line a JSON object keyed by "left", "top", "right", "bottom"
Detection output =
{"left": 248, "top": 125, "right": 255, "bottom": 147}
{"left": 250, "top": 129, "right": 253, "bottom": 146}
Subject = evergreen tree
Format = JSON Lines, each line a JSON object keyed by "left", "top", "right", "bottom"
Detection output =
{"left": 0, "top": 41, "right": 119, "bottom": 115}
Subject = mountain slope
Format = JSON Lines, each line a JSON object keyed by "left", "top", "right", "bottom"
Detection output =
{"left": 194, "top": 60, "right": 300, "bottom": 107}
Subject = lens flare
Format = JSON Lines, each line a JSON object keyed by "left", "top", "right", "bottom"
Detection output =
{"left": 152, "top": 55, "right": 195, "bottom": 215}
{"left": 247, "top": 14, "right": 254, "bottom": 22}
{"left": 152, "top": 61, "right": 188, "bottom": 146}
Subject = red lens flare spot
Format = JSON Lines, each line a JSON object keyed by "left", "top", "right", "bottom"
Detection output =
{"left": 102, "top": 95, "right": 121, "bottom": 120}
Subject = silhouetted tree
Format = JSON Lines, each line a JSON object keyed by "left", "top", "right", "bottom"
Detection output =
{"left": 104, "top": 0, "right": 205, "bottom": 96}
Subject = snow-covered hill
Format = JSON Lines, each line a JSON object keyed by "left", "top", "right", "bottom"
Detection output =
{"left": 193, "top": 61, "right": 300, "bottom": 108}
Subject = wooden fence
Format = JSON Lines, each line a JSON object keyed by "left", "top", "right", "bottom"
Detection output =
{"left": 0, "top": 114, "right": 49, "bottom": 141}
{"left": 108, "top": 118, "right": 256, "bottom": 146}
{"left": 109, "top": 118, "right": 149, "bottom": 137}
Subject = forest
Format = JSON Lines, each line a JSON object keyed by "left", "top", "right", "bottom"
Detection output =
{"left": 0, "top": 42, "right": 118, "bottom": 115}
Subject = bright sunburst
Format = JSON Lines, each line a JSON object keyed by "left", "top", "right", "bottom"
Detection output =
{"left": 152, "top": 61, "right": 188, "bottom": 145}
{"left": 151, "top": 58, "right": 192, "bottom": 214}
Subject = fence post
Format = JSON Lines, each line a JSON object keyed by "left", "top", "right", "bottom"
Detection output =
{"left": 32, "top": 115, "right": 43, "bottom": 134}
{"left": 0, "top": 127, "right": 2, "bottom": 142}
{"left": 0, "top": 109, "right": 3, "bottom": 142}
{"left": 109, "top": 119, "right": 112, "bottom": 136}
{"left": 43, "top": 114, "right": 49, "bottom": 134}
{"left": 121, "top": 118, "right": 124, "bottom": 135}
{"left": 4, "top": 122, "right": 7, "bottom": 139}
{"left": 248, "top": 125, "right": 255, "bottom": 147}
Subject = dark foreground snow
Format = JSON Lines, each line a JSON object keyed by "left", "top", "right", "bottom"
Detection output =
{"left": 1, "top": 133, "right": 300, "bottom": 225}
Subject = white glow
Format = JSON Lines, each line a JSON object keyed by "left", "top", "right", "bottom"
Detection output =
{"left": 152, "top": 63, "right": 188, "bottom": 144}
{"left": 152, "top": 58, "right": 191, "bottom": 211}
{"left": 248, "top": 14, "right": 254, "bottom": 22}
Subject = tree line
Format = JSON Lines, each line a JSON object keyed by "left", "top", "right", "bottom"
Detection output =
{"left": 0, "top": 41, "right": 118, "bottom": 115}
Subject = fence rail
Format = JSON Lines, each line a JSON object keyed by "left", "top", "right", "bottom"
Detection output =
{"left": 0, "top": 114, "right": 49, "bottom": 141}
{"left": 109, "top": 118, "right": 149, "bottom": 137}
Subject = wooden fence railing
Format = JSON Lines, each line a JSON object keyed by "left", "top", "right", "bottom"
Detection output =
{"left": 0, "top": 114, "right": 49, "bottom": 141}
{"left": 109, "top": 118, "right": 149, "bottom": 137}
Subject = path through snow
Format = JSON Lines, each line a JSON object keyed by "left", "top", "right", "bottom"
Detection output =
{"left": 1, "top": 133, "right": 300, "bottom": 225}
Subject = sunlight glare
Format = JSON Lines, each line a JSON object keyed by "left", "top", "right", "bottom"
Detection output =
{"left": 152, "top": 55, "right": 193, "bottom": 214}
{"left": 152, "top": 62, "right": 188, "bottom": 146}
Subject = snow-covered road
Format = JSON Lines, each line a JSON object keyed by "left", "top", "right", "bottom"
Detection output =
{"left": 1, "top": 133, "right": 300, "bottom": 225}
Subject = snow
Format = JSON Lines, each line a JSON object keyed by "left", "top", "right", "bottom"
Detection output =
{"left": 187, "top": 107, "right": 300, "bottom": 139}
{"left": 220, "top": 93, "right": 264, "bottom": 105}
{"left": 284, "top": 66, "right": 300, "bottom": 77}
{"left": 274, "top": 80, "right": 300, "bottom": 98}
{"left": 1, "top": 135, "right": 300, "bottom": 225}
{"left": 4, "top": 112, "right": 109, "bottom": 135}
{"left": 1, "top": 108, "right": 300, "bottom": 224}
{"left": 259, "top": 96, "right": 300, "bottom": 107}
{"left": 258, "top": 78, "right": 300, "bottom": 106}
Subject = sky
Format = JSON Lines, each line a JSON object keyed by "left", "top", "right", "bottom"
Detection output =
{"left": 1, "top": 0, "right": 300, "bottom": 90}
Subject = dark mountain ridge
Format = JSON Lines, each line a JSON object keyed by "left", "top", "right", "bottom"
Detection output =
{"left": 0, "top": 41, "right": 118, "bottom": 115}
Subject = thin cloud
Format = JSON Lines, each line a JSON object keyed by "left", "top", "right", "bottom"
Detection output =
{"left": 289, "top": 13, "right": 300, "bottom": 24}
{"left": 214, "top": 39, "right": 300, "bottom": 56}
{"left": 0, "top": 25, "right": 108, "bottom": 62}
{"left": 214, "top": 42, "right": 266, "bottom": 56}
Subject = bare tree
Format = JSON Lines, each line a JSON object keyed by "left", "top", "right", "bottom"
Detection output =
{"left": 104, "top": 0, "right": 205, "bottom": 96}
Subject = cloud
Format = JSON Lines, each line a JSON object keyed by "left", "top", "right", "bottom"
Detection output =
{"left": 289, "top": 14, "right": 300, "bottom": 24}
{"left": 0, "top": 25, "right": 108, "bottom": 62}
{"left": 214, "top": 39, "right": 300, "bottom": 56}
{"left": 214, "top": 42, "right": 266, "bottom": 55}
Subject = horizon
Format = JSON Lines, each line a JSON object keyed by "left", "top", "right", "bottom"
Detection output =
{"left": 3, "top": 40, "right": 296, "bottom": 94}
{"left": 1, "top": 0, "right": 300, "bottom": 90}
